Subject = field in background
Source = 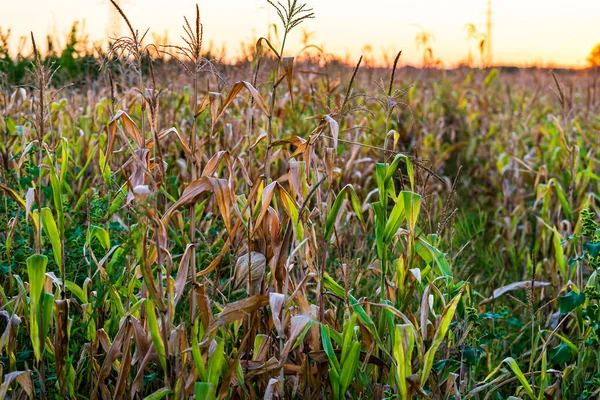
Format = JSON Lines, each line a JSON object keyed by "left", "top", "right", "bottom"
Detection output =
{"left": 1, "top": 2, "right": 600, "bottom": 399}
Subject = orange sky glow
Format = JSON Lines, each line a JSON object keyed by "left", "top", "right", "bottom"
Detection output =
{"left": 1, "top": 0, "right": 599, "bottom": 68}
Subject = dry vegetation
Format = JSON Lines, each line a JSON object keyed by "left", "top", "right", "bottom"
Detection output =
{"left": 1, "top": 1, "right": 600, "bottom": 399}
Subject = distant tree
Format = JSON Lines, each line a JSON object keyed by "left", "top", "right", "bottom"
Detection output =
{"left": 588, "top": 44, "right": 600, "bottom": 67}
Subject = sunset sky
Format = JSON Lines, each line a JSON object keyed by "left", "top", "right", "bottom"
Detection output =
{"left": 2, "top": 0, "right": 599, "bottom": 68}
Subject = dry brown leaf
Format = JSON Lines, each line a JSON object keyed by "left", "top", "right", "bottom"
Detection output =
{"left": 54, "top": 299, "right": 69, "bottom": 395}
{"left": 209, "top": 295, "right": 269, "bottom": 334}
{"left": 264, "top": 378, "right": 280, "bottom": 400}
{"left": 280, "top": 314, "right": 312, "bottom": 363}
{"left": 25, "top": 187, "right": 35, "bottom": 220}
{"left": 195, "top": 93, "right": 211, "bottom": 118}
{"left": 174, "top": 244, "right": 194, "bottom": 304}
{"left": 104, "top": 110, "right": 145, "bottom": 168}
{"left": 234, "top": 252, "right": 267, "bottom": 294}
{"left": 93, "top": 319, "right": 131, "bottom": 399}
{"left": 269, "top": 293, "right": 286, "bottom": 337}
{"left": 213, "top": 81, "right": 270, "bottom": 127}
{"left": 0, "top": 371, "right": 34, "bottom": 399}
{"left": 162, "top": 177, "right": 212, "bottom": 224}
{"left": 283, "top": 56, "right": 295, "bottom": 106}
{"left": 479, "top": 280, "right": 551, "bottom": 305}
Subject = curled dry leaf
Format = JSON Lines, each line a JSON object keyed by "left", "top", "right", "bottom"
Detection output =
{"left": 280, "top": 314, "right": 313, "bottom": 363}
{"left": 0, "top": 371, "right": 34, "bottom": 399}
{"left": 479, "top": 280, "right": 551, "bottom": 305}
{"left": 104, "top": 110, "right": 145, "bottom": 168}
{"left": 25, "top": 187, "right": 35, "bottom": 219}
{"left": 269, "top": 292, "right": 285, "bottom": 336}
{"left": 213, "top": 81, "right": 270, "bottom": 127}
{"left": 264, "top": 378, "right": 280, "bottom": 400}
{"left": 234, "top": 252, "right": 267, "bottom": 294}
{"left": 208, "top": 295, "right": 269, "bottom": 334}
{"left": 174, "top": 244, "right": 194, "bottom": 304}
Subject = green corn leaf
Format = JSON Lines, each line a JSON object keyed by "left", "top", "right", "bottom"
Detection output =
{"left": 145, "top": 299, "right": 167, "bottom": 371}
{"left": 375, "top": 164, "right": 387, "bottom": 206}
{"left": 207, "top": 337, "right": 225, "bottom": 387}
{"left": 385, "top": 154, "right": 414, "bottom": 192}
{"left": 253, "top": 334, "right": 267, "bottom": 361}
{"left": 65, "top": 280, "right": 87, "bottom": 303}
{"left": 393, "top": 324, "right": 415, "bottom": 400}
{"left": 325, "top": 184, "right": 364, "bottom": 241}
{"left": 47, "top": 167, "right": 64, "bottom": 235}
{"left": 420, "top": 289, "right": 463, "bottom": 384}
{"left": 108, "top": 287, "right": 126, "bottom": 318}
{"left": 416, "top": 237, "right": 452, "bottom": 277}
{"left": 383, "top": 195, "right": 406, "bottom": 243}
{"left": 538, "top": 349, "right": 547, "bottom": 400}
{"left": 320, "top": 324, "right": 341, "bottom": 375}
{"left": 195, "top": 382, "right": 216, "bottom": 400}
{"left": 27, "top": 254, "right": 48, "bottom": 362}
{"left": 323, "top": 272, "right": 345, "bottom": 299}
{"left": 402, "top": 191, "right": 421, "bottom": 232}
{"left": 143, "top": 388, "right": 173, "bottom": 400}
{"left": 340, "top": 313, "right": 358, "bottom": 366}
{"left": 348, "top": 295, "right": 390, "bottom": 360}
{"left": 41, "top": 208, "right": 62, "bottom": 268}
{"left": 502, "top": 357, "right": 536, "bottom": 399}
{"left": 548, "top": 178, "right": 571, "bottom": 221}
{"left": 192, "top": 322, "right": 207, "bottom": 382}
{"left": 87, "top": 225, "right": 110, "bottom": 251}
{"left": 552, "top": 227, "right": 566, "bottom": 278}
{"left": 42, "top": 292, "right": 54, "bottom": 339}
{"left": 98, "top": 148, "right": 111, "bottom": 184}
{"left": 340, "top": 341, "right": 361, "bottom": 398}
{"left": 330, "top": 367, "right": 341, "bottom": 399}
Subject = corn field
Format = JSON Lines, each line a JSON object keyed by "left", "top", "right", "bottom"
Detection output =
{"left": 1, "top": 1, "right": 600, "bottom": 399}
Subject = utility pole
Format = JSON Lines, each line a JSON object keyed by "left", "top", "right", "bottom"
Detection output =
{"left": 486, "top": 0, "right": 493, "bottom": 66}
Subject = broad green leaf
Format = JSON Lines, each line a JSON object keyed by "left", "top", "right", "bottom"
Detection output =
{"left": 484, "top": 68, "right": 498, "bottom": 87}
{"left": 325, "top": 184, "right": 364, "bottom": 241}
{"left": 192, "top": 322, "right": 207, "bottom": 382}
{"left": 88, "top": 225, "right": 110, "bottom": 251}
{"left": 402, "top": 191, "right": 421, "bottom": 232}
{"left": 195, "top": 382, "right": 216, "bottom": 400}
{"left": 559, "top": 290, "right": 585, "bottom": 314}
{"left": 385, "top": 154, "right": 415, "bottom": 192}
{"left": 41, "top": 207, "right": 62, "bottom": 268}
{"left": 339, "top": 341, "right": 361, "bottom": 398}
{"left": 383, "top": 195, "right": 406, "bottom": 243}
{"left": 552, "top": 227, "right": 566, "bottom": 278}
{"left": 348, "top": 295, "right": 390, "bottom": 359}
{"left": 42, "top": 292, "right": 54, "bottom": 339}
{"left": 145, "top": 299, "right": 167, "bottom": 371}
{"left": 207, "top": 337, "right": 225, "bottom": 387}
{"left": 538, "top": 349, "right": 547, "bottom": 400}
{"left": 340, "top": 313, "right": 358, "bottom": 366}
{"left": 502, "top": 357, "right": 536, "bottom": 399}
{"left": 27, "top": 254, "right": 48, "bottom": 362}
{"left": 393, "top": 324, "right": 415, "bottom": 400}
{"left": 416, "top": 237, "right": 452, "bottom": 277}
{"left": 143, "top": 388, "right": 173, "bottom": 400}
{"left": 320, "top": 324, "right": 341, "bottom": 375}
{"left": 65, "top": 280, "right": 86, "bottom": 303}
{"left": 323, "top": 272, "right": 345, "bottom": 298}
{"left": 420, "top": 289, "right": 463, "bottom": 384}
